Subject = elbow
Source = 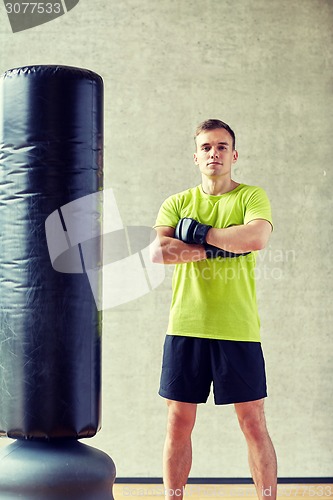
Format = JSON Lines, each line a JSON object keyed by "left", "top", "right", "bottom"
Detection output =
{"left": 150, "top": 245, "right": 164, "bottom": 264}
{"left": 244, "top": 221, "right": 272, "bottom": 252}
{"left": 149, "top": 236, "right": 165, "bottom": 264}
{"left": 151, "top": 251, "right": 164, "bottom": 264}
{"left": 251, "top": 235, "right": 269, "bottom": 251}
{"left": 252, "top": 242, "right": 265, "bottom": 252}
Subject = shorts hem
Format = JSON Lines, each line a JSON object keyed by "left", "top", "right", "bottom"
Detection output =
{"left": 214, "top": 392, "right": 267, "bottom": 405}
{"left": 158, "top": 389, "right": 208, "bottom": 404}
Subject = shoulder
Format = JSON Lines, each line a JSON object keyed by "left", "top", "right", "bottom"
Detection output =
{"left": 237, "top": 184, "right": 267, "bottom": 195}
{"left": 161, "top": 185, "right": 200, "bottom": 207}
{"left": 237, "top": 184, "right": 270, "bottom": 202}
{"left": 154, "top": 186, "right": 200, "bottom": 228}
{"left": 240, "top": 184, "right": 273, "bottom": 225}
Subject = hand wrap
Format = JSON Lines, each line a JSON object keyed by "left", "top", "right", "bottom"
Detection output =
{"left": 174, "top": 217, "right": 212, "bottom": 245}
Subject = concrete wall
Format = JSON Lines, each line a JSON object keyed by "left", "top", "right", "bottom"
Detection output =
{"left": 0, "top": 0, "right": 332, "bottom": 478}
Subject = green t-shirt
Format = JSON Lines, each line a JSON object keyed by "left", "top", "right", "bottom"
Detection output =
{"left": 154, "top": 183, "right": 273, "bottom": 342}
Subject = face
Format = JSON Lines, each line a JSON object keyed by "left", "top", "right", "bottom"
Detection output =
{"left": 194, "top": 128, "right": 238, "bottom": 179}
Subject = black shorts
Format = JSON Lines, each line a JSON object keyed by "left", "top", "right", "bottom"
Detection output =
{"left": 159, "top": 335, "right": 267, "bottom": 405}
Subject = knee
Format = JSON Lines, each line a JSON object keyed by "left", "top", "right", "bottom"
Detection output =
{"left": 238, "top": 409, "right": 267, "bottom": 443}
{"left": 166, "top": 401, "right": 196, "bottom": 443}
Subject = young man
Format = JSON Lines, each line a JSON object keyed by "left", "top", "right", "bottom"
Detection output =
{"left": 151, "top": 119, "right": 277, "bottom": 499}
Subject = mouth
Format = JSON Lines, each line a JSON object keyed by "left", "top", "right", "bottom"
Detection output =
{"left": 207, "top": 162, "right": 222, "bottom": 166}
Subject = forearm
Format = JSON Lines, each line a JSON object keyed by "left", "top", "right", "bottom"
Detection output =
{"left": 151, "top": 236, "right": 206, "bottom": 264}
{"left": 206, "top": 225, "right": 265, "bottom": 253}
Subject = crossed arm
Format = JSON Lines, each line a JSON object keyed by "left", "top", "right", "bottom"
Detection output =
{"left": 150, "top": 219, "right": 272, "bottom": 265}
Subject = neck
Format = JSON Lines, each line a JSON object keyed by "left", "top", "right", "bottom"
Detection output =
{"left": 201, "top": 176, "right": 239, "bottom": 196}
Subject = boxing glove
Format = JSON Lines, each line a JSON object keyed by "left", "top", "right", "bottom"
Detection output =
{"left": 174, "top": 217, "right": 212, "bottom": 245}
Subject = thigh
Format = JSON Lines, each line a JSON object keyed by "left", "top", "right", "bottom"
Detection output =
{"left": 210, "top": 340, "right": 267, "bottom": 405}
{"left": 234, "top": 398, "right": 265, "bottom": 420}
{"left": 159, "top": 335, "right": 212, "bottom": 404}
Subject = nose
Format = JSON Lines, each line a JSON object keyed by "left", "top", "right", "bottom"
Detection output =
{"left": 210, "top": 148, "right": 219, "bottom": 158}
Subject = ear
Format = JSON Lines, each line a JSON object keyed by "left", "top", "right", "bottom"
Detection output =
{"left": 232, "top": 150, "right": 239, "bottom": 163}
{"left": 193, "top": 153, "right": 199, "bottom": 165}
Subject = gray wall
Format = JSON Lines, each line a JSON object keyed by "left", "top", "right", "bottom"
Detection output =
{"left": 0, "top": 0, "right": 332, "bottom": 478}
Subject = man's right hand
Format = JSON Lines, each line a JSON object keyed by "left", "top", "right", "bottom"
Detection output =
{"left": 204, "top": 244, "right": 250, "bottom": 259}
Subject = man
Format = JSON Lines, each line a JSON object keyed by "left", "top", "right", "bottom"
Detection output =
{"left": 151, "top": 119, "right": 277, "bottom": 499}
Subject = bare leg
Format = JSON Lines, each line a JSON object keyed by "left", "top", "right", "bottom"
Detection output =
{"left": 163, "top": 400, "right": 197, "bottom": 500}
{"left": 235, "top": 399, "right": 277, "bottom": 500}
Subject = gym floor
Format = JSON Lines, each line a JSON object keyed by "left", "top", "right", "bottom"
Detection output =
{"left": 113, "top": 483, "right": 333, "bottom": 499}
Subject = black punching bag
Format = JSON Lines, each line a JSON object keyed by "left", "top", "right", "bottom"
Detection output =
{"left": 0, "top": 65, "right": 115, "bottom": 498}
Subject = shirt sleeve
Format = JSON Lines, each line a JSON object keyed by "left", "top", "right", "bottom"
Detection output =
{"left": 153, "top": 194, "right": 180, "bottom": 228}
{"left": 243, "top": 187, "right": 273, "bottom": 229}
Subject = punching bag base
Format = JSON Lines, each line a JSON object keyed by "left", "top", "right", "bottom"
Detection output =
{"left": 0, "top": 440, "right": 116, "bottom": 499}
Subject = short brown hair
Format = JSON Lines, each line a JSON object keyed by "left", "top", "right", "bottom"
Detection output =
{"left": 195, "top": 119, "right": 236, "bottom": 150}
